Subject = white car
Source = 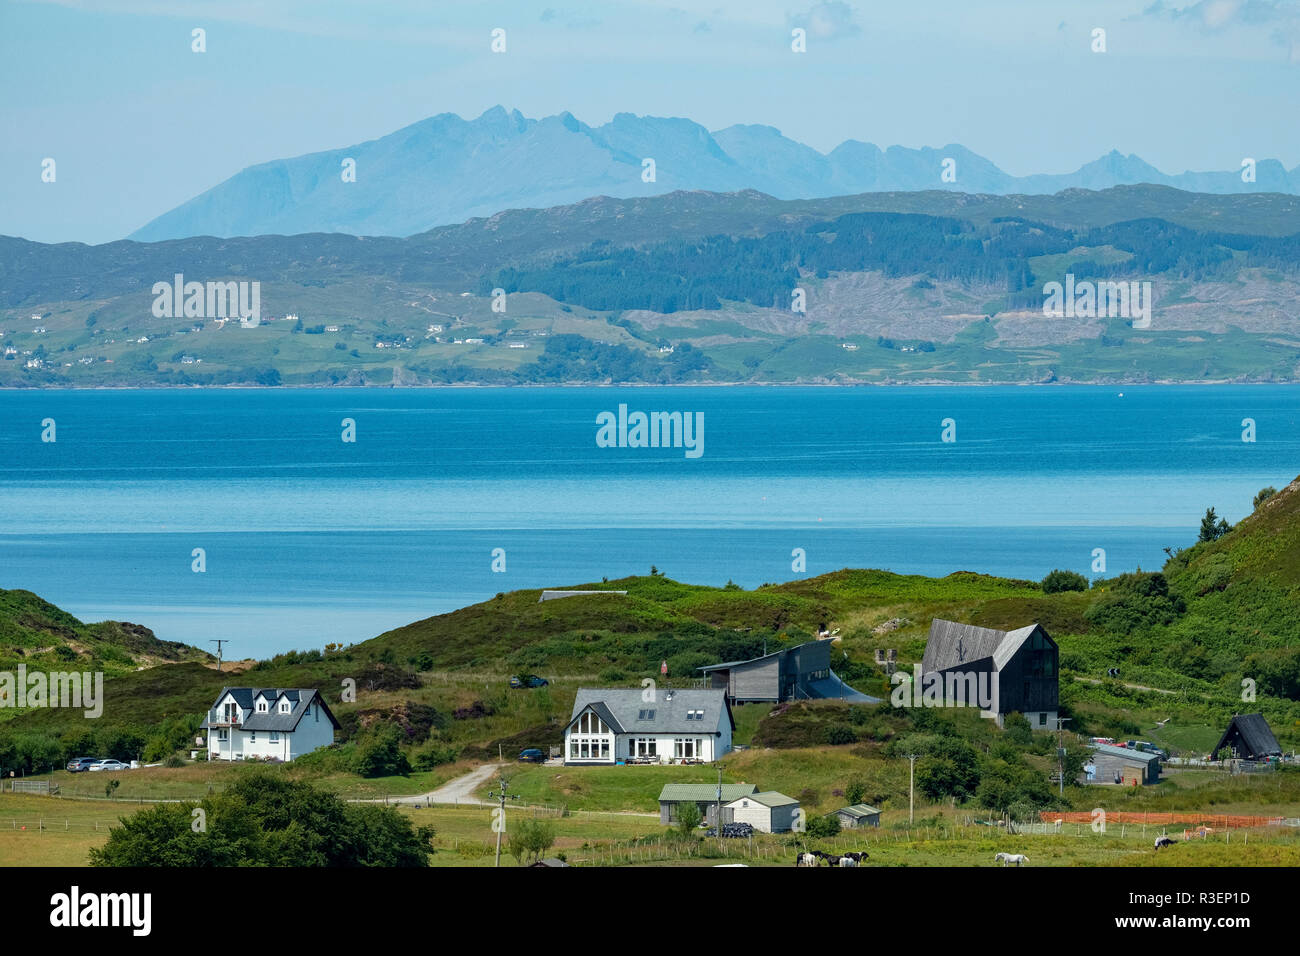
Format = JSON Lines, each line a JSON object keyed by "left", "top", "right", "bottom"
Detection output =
{"left": 87, "top": 759, "right": 129, "bottom": 772}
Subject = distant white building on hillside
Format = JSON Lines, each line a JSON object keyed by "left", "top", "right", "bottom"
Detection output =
{"left": 201, "top": 687, "right": 339, "bottom": 762}
{"left": 564, "top": 687, "right": 734, "bottom": 766}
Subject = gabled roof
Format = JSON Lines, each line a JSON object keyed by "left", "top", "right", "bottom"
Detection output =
{"left": 202, "top": 687, "right": 340, "bottom": 732}
{"left": 734, "top": 791, "right": 799, "bottom": 809}
{"left": 837, "top": 804, "right": 881, "bottom": 818}
{"left": 1212, "top": 713, "right": 1282, "bottom": 760}
{"left": 923, "top": 619, "right": 1047, "bottom": 672}
{"left": 1089, "top": 743, "right": 1160, "bottom": 763}
{"left": 569, "top": 687, "right": 734, "bottom": 735}
{"left": 659, "top": 783, "right": 757, "bottom": 803}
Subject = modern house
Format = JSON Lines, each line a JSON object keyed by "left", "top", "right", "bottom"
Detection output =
{"left": 724, "top": 792, "right": 801, "bottom": 833}
{"left": 201, "top": 687, "right": 339, "bottom": 762}
{"left": 832, "top": 804, "right": 882, "bottom": 828}
{"left": 659, "top": 783, "right": 758, "bottom": 826}
{"left": 920, "top": 619, "right": 1059, "bottom": 727}
{"left": 1085, "top": 743, "right": 1161, "bottom": 786}
{"left": 699, "top": 640, "right": 875, "bottom": 705}
{"left": 565, "top": 687, "right": 734, "bottom": 766}
{"left": 1211, "top": 713, "right": 1282, "bottom": 762}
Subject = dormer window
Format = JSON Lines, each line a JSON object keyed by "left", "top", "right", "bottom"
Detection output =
{"left": 257, "top": 701, "right": 268, "bottom": 713}
{"left": 280, "top": 701, "right": 290, "bottom": 713}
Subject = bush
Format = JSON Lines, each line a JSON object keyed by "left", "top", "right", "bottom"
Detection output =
{"left": 824, "top": 723, "right": 858, "bottom": 746}
{"left": 806, "top": 814, "right": 841, "bottom": 838}
{"left": 1041, "top": 569, "right": 1089, "bottom": 594}
{"left": 349, "top": 726, "right": 411, "bottom": 778}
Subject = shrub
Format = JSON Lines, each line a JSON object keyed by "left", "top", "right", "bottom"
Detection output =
{"left": 1041, "top": 569, "right": 1089, "bottom": 594}
{"left": 806, "top": 814, "right": 841, "bottom": 838}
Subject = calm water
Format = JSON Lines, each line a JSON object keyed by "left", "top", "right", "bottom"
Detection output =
{"left": 0, "top": 385, "right": 1295, "bottom": 655}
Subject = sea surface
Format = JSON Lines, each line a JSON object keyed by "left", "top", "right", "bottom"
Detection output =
{"left": 1, "top": 385, "right": 1295, "bottom": 656}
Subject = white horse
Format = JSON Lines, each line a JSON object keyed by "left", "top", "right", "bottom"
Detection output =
{"left": 838, "top": 855, "right": 858, "bottom": 867}
{"left": 994, "top": 852, "right": 1028, "bottom": 866}
{"left": 796, "top": 852, "right": 819, "bottom": 867}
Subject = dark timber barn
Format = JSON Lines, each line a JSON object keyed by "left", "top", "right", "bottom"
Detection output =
{"left": 921, "top": 619, "right": 1059, "bottom": 728}
{"left": 699, "top": 640, "right": 874, "bottom": 704}
{"left": 1211, "top": 713, "right": 1283, "bottom": 762}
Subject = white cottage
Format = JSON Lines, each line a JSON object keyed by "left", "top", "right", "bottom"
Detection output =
{"left": 201, "top": 687, "right": 339, "bottom": 762}
{"left": 565, "top": 687, "right": 734, "bottom": 766}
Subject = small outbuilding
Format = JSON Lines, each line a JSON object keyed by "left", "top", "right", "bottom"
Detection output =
{"left": 1086, "top": 743, "right": 1161, "bottom": 786}
{"left": 1211, "top": 713, "right": 1282, "bottom": 762}
{"left": 833, "top": 804, "right": 881, "bottom": 828}
{"left": 659, "top": 783, "right": 757, "bottom": 827}
{"left": 724, "top": 791, "right": 801, "bottom": 833}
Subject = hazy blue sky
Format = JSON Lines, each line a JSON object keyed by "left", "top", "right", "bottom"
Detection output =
{"left": 4, "top": 0, "right": 1299, "bottom": 243}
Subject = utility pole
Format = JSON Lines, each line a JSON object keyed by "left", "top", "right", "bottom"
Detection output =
{"left": 487, "top": 764, "right": 518, "bottom": 868}
{"left": 1055, "top": 717, "right": 1073, "bottom": 796}
{"left": 715, "top": 766, "right": 723, "bottom": 836}
{"left": 906, "top": 753, "right": 918, "bottom": 824}
{"left": 210, "top": 639, "right": 228, "bottom": 672}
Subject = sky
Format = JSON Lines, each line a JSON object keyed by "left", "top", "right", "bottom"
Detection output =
{"left": 3, "top": 0, "right": 1300, "bottom": 244}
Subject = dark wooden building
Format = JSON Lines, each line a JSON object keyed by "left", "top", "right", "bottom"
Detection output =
{"left": 1211, "top": 713, "right": 1282, "bottom": 761}
{"left": 699, "top": 640, "right": 875, "bottom": 704}
{"left": 921, "top": 619, "right": 1058, "bottom": 728}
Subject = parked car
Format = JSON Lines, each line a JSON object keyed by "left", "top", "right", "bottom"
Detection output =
{"left": 87, "top": 759, "right": 129, "bottom": 772}
{"left": 518, "top": 748, "right": 546, "bottom": 763}
{"left": 66, "top": 756, "right": 98, "bottom": 773}
{"left": 510, "top": 675, "right": 549, "bottom": 689}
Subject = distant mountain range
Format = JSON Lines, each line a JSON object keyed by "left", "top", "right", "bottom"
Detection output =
{"left": 129, "top": 107, "right": 1300, "bottom": 242}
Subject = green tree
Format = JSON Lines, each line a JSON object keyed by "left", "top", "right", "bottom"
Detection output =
{"left": 806, "top": 814, "right": 841, "bottom": 838}
{"left": 1198, "top": 507, "right": 1231, "bottom": 542}
{"left": 507, "top": 818, "right": 557, "bottom": 865}
{"left": 675, "top": 800, "right": 703, "bottom": 837}
{"left": 1253, "top": 486, "right": 1278, "bottom": 510}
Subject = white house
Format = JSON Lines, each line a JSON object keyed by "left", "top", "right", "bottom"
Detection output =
{"left": 564, "top": 687, "right": 734, "bottom": 766}
{"left": 201, "top": 687, "right": 339, "bottom": 762}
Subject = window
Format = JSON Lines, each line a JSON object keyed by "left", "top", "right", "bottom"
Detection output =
{"left": 280, "top": 701, "right": 290, "bottom": 713}
{"left": 686, "top": 709, "right": 705, "bottom": 721}
{"left": 638, "top": 709, "right": 655, "bottom": 720}
{"left": 249, "top": 731, "right": 256, "bottom": 742}
{"left": 1039, "top": 713, "right": 1047, "bottom": 726}
{"left": 270, "top": 732, "right": 280, "bottom": 743}
{"left": 257, "top": 701, "right": 267, "bottom": 713}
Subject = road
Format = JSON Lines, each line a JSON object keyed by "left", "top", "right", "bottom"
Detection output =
{"left": 393, "top": 762, "right": 503, "bottom": 807}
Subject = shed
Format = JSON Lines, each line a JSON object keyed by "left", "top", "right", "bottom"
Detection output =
{"left": 1086, "top": 743, "right": 1161, "bottom": 786}
{"left": 659, "top": 783, "right": 757, "bottom": 826}
{"left": 724, "top": 791, "right": 801, "bottom": 833}
{"left": 1211, "top": 714, "right": 1282, "bottom": 762}
{"left": 833, "top": 804, "right": 881, "bottom": 828}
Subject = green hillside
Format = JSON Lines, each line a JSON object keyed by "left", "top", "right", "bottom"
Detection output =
{"left": 0, "top": 589, "right": 211, "bottom": 679}
{"left": 2, "top": 476, "right": 1298, "bottom": 775}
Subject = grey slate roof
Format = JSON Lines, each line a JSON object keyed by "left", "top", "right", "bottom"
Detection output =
{"left": 1212, "top": 713, "right": 1282, "bottom": 760}
{"left": 698, "top": 642, "right": 815, "bottom": 672}
{"left": 837, "top": 804, "right": 881, "bottom": 818}
{"left": 202, "top": 687, "right": 340, "bottom": 732}
{"left": 570, "top": 687, "right": 733, "bottom": 735}
{"left": 923, "top": 619, "right": 1039, "bottom": 672}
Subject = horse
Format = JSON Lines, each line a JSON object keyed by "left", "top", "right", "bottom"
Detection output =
{"left": 838, "top": 855, "right": 858, "bottom": 867}
{"left": 796, "top": 852, "right": 819, "bottom": 867}
{"left": 994, "top": 852, "right": 1028, "bottom": 866}
{"left": 1154, "top": 836, "right": 1176, "bottom": 850}
{"left": 841, "top": 851, "right": 868, "bottom": 863}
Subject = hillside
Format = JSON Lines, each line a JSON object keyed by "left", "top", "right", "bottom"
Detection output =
{"left": 0, "top": 589, "right": 212, "bottom": 678}
{"left": 2, "top": 478, "right": 1298, "bottom": 771}
{"left": 6, "top": 186, "right": 1300, "bottom": 387}
{"left": 125, "top": 107, "right": 1300, "bottom": 241}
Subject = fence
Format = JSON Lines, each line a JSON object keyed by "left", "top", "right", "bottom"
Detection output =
{"left": 1041, "top": 811, "right": 1283, "bottom": 830}
{"left": 8, "top": 780, "right": 58, "bottom": 795}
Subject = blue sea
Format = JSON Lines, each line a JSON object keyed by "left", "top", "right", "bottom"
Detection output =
{"left": 0, "top": 386, "right": 1295, "bottom": 657}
